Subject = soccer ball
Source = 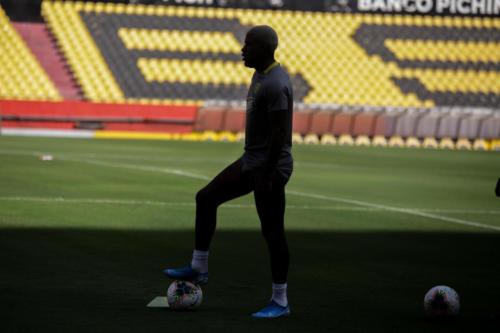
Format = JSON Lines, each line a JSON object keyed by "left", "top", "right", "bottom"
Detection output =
{"left": 424, "top": 285, "right": 460, "bottom": 317}
{"left": 167, "top": 280, "right": 203, "bottom": 310}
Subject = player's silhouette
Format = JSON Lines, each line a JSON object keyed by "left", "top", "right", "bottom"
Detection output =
{"left": 164, "top": 25, "right": 293, "bottom": 318}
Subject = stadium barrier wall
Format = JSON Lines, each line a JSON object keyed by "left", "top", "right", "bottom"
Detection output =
{"left": 0, "top": 99, "right": 198, "bottom": 133}
{"left": 194, "top": 105, "right": 500, "bottom": 150}
{"left": 1, "top": 99, "right": 499, "bottom": 150}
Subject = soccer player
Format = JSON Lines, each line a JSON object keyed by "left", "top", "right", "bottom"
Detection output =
{"left": 164, "top": 25, "right": 293, "bottom": 318}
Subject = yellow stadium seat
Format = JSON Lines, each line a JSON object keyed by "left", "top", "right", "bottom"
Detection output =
{"left": 491, "top": 140, "right": 500, "bottom": 151}
{"left": 320, "top": 134, "right": 337, "bottom": 145}
{"left": 354, "top": 135, "right": 371, "bottom": 147}
{"left": 422, "top": 137, "right": 439, "bottom": 149}
{"left": 0, "top": 6, "right": 61, "bottom": 101}
{"left": 473, "top": 139, "right": 490, "bottom": 151}
{"left": 405, "top": 137, "right": 421, "bottom": 148}
{"left": 304, "top": 134, "right": 320, "bottom": 145}
{"left": 38, "top": 2, "right": 500, "bottom": 108}
{"left": 456, "top": 138, "right": 472, "bottom": 150}
{"left": 372, "top": 136, "right": 388, "bottom": 147}
{"left": 388, "top": 136, "right": 405, "bottom": 148}
{"left": 338, "top": 134, "right": 354, "bottom": 146}
{"left": 292, "top": 133, "right": 304, "bottom": 144}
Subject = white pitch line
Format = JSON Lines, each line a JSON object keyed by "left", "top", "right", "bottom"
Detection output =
{"left": 0, "top": 148, "right": 341, "bottom": 169}
{"left": 0, "top": 196, "right": 194, "bottom": 207}
{"left": 287, "top": 190, "right": 500, "bottom": 232}
{"left": 58, "top": 157, "right": 211, "bottom": 181}
{"left": 1, "top": 197, "right": 499, "bottom": 216}
{"left": 0, "top": 196, "right": 385, "bottom": 211}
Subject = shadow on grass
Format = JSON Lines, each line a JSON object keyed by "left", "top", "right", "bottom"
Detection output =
{"left": 0, "top": 229, "right": 499, "bottom": 333}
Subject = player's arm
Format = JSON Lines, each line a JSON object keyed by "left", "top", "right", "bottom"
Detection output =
{"left": 264, "top": 83, "right": 290, "bottom": 174}
{"left": 255, "top": 110, "right": 287, "bottom": 191}
{"left": 264, "top": 110, "right": 287, "bottom": 174}
{"left": 254, "top": 82, "right": 290, "bottom": 191}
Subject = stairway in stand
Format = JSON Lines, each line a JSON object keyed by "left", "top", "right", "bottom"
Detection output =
{"left": 13, "top": 22, "right": 83, "bottom": 100}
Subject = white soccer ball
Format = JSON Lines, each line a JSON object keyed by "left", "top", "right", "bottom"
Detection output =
{"left": 424, "top": 285, "right": 460, "bottom": 317}
{"left": 167, "top": 280, "right": 203, "bottom": 310}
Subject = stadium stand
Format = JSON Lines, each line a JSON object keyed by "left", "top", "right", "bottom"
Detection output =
{"left": 0, "top": 6, "right": 60, "bottom": 101}
{"left": 13, "top": 22, "right": 81, "bottom": 100}
{"left": 40, "top": 1, "right": 500, "bottom": 109}
{"left": 0, "top": 1, "right": 498, "bottom": 150}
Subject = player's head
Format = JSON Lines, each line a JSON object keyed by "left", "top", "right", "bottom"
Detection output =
{"left": 241, "top": 25, "right": 278, "bottom": 69}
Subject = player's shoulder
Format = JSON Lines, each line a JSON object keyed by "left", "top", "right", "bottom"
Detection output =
{"left": 262, "top": 66, "right": 291, "bottom": 91}
{"left": 269, "top": 64, "right": 290, "bottom": 81}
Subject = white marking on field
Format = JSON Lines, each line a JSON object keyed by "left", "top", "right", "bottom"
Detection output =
{"left": 0, "top": 196, "right": 386, "bottom": 210}
{"left": 287, "top": 190, "right": 500, "bottom": 232}
{"left": 73, "top": 158, "right": 211, "bottom": 181}
{"left": 147, "top": 296, "right": 169, "bottom": 308}
{"left": 0, "top": 196, "right": 195, "bottom": 207}
{"left": 1, "top": 197, "right": 500, "bottom": 216}
{"left": 0, "top": 148, "right": 340, "bottom": 169}
{"left": 1, "top": 148, "right": 498, "bottom": 231}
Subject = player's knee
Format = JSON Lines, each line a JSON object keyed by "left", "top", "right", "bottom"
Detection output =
{"left": 195, "top": 189, "right": 208, "bottom": 204}
{"left": 196, "top": 188, "right": 217, "bottom": 207}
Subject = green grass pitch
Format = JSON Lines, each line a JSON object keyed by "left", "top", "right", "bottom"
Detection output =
{"left": 0, "top": 136, "right": 499, "bottom": 332}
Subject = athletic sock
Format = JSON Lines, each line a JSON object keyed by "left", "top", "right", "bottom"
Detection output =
{"left": 190, "top": 250, "right": 209, "bottom": 273}
{"left": 271, "top": 283, "right": 288, "bottom": 307}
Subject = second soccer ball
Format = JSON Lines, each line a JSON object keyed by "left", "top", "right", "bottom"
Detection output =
{"left": 424, "top": 285, "right": 460, "bottom": 318}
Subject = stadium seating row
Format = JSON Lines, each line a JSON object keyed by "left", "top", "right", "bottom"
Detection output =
{"left": 40, "top": 1, "right": 500, "bottom": 108}
{"left": 194, "top": 106, "right": 500, "bottom": 150}
{"left": 41, "top": 1, "right": 125, "bottom": 102}
{"left": 0, "top": 6, "right": 60, "bottom": 101}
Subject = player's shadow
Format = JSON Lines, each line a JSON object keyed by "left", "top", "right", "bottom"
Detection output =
{"left": 1, "top": 228, "right": 499, "bottom": 333}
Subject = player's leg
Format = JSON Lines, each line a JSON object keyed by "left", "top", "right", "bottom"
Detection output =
{"left": 252, "top": 172, "right": 290, "bottom": 318}
{"left": 164, "top": 158, "right": 253, "bottom": 284}
{"left": 194, "top": 158, "right": 253, "bottom": 251}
